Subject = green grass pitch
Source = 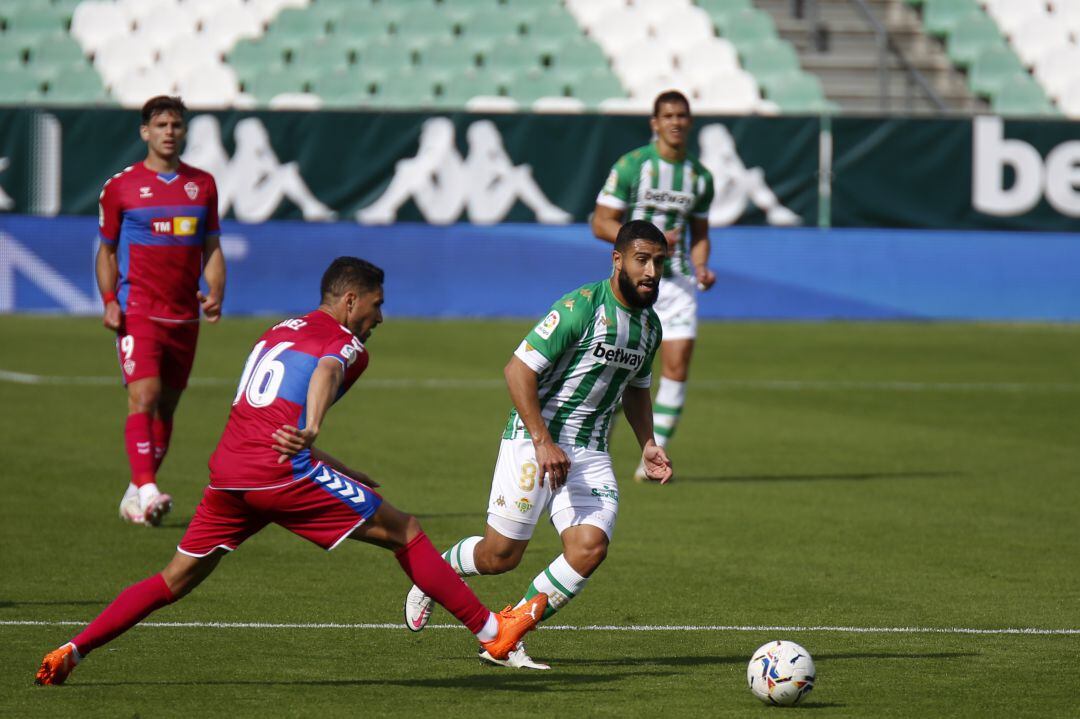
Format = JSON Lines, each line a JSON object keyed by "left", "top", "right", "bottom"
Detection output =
{"left": 1, "top": 315, "right": 1078, "bottom": 717}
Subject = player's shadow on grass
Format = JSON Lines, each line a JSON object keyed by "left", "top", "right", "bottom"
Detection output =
{"left": 673, "top": 470, "right": 962, "bottom": 484}
{"left": 557, "top": 650, "right": 976, "bottom": 669}
{"left": 80, "top": 670, "right": 669, "bottom": 692}
{"left": 819, "top": 651, "right": 977, "bottom": 661}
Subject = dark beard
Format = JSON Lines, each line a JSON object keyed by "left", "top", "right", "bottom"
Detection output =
{"left": 618, "top": 268, "right": 658, "bottom": 308}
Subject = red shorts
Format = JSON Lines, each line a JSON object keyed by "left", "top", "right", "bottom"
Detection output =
{"left": 116, "top": 314, "right": 199, "bottom": 389}
{"left": 178, "top": 465, "right": 384, "bottom": 557}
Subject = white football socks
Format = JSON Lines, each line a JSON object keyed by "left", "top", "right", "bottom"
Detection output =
{"left": 442, "top": 536, "right": 482, "bottom": 577}
{"left": 653, "top": 377, "right": 687, "bottom": 449}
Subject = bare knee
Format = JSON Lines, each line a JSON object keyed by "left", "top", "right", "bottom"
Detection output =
{"left": 565, "top": 541, "right": 607, "bottom": 577}
{"left": 475, "top": 540, "right": 524, "bottom": 575}
{"left": 161, "top": 552, "right": 221, "bottom": 599}
{"left": 128, "top": 389, "right": 161, "bottom": 414}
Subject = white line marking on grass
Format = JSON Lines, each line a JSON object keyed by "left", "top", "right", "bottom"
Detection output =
{"left": 2, "top": 368, "right": 1077, "bottom": 393}
{"left": 3, "top": 620, "right": 1077, "bottom": 636}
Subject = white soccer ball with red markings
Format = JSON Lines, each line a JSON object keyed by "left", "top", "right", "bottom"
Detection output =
{"left": 746, "top": 640, "right": 816, "bottom": 706}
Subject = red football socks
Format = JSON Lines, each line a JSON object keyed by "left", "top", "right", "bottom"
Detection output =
{"left": 124, "top": 412, "right": 155, "bottom": 487}
{"left": 71, "top": 573, "right": 176, "bottom": 656}
{"left": 152, "top": 417, "right": 173, "bottom": 471}
{"left": 395, "top": 531, "right": 489, "bottom": 634}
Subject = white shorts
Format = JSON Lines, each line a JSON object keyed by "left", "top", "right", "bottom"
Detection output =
{"left": 486, "top": 438, "right": 619, "bottom": 541}
{"left": 653, "top": 273, "right": 698, "bottom": 341}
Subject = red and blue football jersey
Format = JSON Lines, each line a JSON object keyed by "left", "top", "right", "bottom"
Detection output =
{"left": 98, "top": 161, "right": 220, "bottom": 321}
{"left": 209, "top": 310, "right": 369, "bottom": 490}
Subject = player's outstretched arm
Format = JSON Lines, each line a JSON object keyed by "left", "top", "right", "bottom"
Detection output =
{"left": 591, "top": 204, "right": 624, "bottom": 244}
{"left": 199, "top": 234, "right": 226, "bottom": 322}
{"left": 504, "top": 355, "right": 570, "bottom": 487}
{"left": 95, "top": 242, "right": 121, "bottom": 330}
{"left": 272, "top": 357, "right": 342, "bottom": 463}
{"left": 622, "top": 385, "right": 672, "bottom": 484}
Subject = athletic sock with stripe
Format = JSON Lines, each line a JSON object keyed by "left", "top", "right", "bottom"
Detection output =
{"left": 518, "top": 554, "right": 589, "bottom": 621}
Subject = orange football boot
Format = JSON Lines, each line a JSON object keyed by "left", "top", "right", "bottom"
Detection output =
{"left": 480, "top": 594, "right": 548, "bottom": 661}
{"left": 35, "top": 643, "right": 79, "bottom": 685}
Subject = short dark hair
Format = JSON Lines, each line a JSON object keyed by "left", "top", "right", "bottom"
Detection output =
{"left": 141, "top": 96, "right": 187, "bottom": 125}
{"left": 653, "top": 90, "right": 691, "bottom": 117}
{"left": 320, "top": 256, "right": 385, "bottom": 302}
{"left": 614, "top": 219, "right": 665, "bottom": 253}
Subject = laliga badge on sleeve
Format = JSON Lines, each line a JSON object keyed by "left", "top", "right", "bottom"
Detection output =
{"left": 535, "top": 310, "right": 560, "bottom": 340}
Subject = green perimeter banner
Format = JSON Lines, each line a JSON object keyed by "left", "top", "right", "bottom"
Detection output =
{"left": 831, "top": 116, "right": 1080, "bottom": 232}
{"left": 0, "top": 107, "right": 1077, "bottom": 230}
{"left": 0, "top": 108, "right": 817, "bottom": 228}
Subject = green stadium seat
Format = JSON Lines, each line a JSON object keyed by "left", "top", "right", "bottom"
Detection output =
{"left": 741, "top": 40, "right": 800, "bottom": 82}
{"left": 968, "top": 46, "right": 1026, "bottom": 98}
{"left": 304, "top": 1, "right": 347, "bottom": 28}
{"left": 552, "top": 38, "right": 609, "bottom": 73}
{"left": 246, "top": 70, "right": 308, "bottom": 103}
{"left": 29, "top": 39, "right": 85, "bottom": 68}
{"left": 568, "top": 69, "right": 625, "bottom": 105}
{"left": 0, "top": 72, "right": 43, "bottom": 102}
{"left": 393, "top": 13, "right": 458, "bottom": 43}
{"left": 767, "top": 73, "right": 832, "bottom": 113}
{"left": 922, "top": 0, "right": 979, "bottom": 38}
{"left": 0, "top": 41, "right": 26, "bottom": 64}
{"left": 417, "top": 40, "right": 478, "bottom": 72}
{"left": 462, "top": 10, "right": 524, "bottom": 40}
{"left": 722, "top": 10, "right": 778, "bottom": 47}
{"left": 370, "top": 71, "right": 437, "bottom": 107}
{"left": 504, "top": 69, "right": 567, "bottom": 104}
{"left": 291, "top": 40, "right": 353, "bottom": 75}
{"left": 992, "top": 76, "right": 1057, "bottom": 117}
{"left": 6, "top": 5, "right": 71, "bottom": 34}
{"left": 439, "top": 70, "right": 501, "bottom": 104}
{"left": 483, "top": 39, "right": 542, "bottom": 74}
{"left": 228, "top": 41, "right": 289, "bottom": 79}
{"left": 333, "top": 12, "right": 394, "bottom": 41}
{"left": 525, "top": 8, "right": 582, "bottom": 41}
{"left": 311, "top": 70, "right": 373, "bottom": 106}
{"left": 700, "top": 0, "right": 757, "bottom": 35}
{"left": 359, "top": 40, "right": 415, "bottom": 72}
{"left": 946, "top": 13, "right": 1004, "bottom": 69}
{"left": 45, "top": 67, "right": 109, "bottom": 104}
{"left": 266, "top": 7, "right": 330, "bottom": 40}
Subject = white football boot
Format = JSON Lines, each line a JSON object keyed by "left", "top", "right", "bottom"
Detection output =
{"left": 119, "top": 494, "right": 145, "bottom": 524}
{"left": 404, "top": 584, "right": 433, "bottom": 632}
{"left": 479, "top": 641, "right": 550, "bottom": 670}
{"left": 142, "top": 492, "right": 173, "bottom": 527}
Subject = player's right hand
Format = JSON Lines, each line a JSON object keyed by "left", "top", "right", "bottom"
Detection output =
{"left": 534, "top": 439, "right": 570, "bottom": 489}
{"left": 272, "top": 424, "right": 317, "bottom": 463}
{"left": 102, "top": 301, "right": 122, "bottom": 331}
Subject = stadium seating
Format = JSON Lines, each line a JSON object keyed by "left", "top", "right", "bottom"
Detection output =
{"left": 914, "top": 0, "right": 1065, "bottom": 116}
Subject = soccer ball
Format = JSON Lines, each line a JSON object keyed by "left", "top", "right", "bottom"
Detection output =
{"left": 746, "top": 640, "right": 816, "bottom": 706}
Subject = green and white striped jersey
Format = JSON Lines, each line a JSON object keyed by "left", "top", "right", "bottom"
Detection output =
{"left": 503, "top": 279, "right": 662, "bottom": 452}
{"left": 596, "top": 142, "right": 715, "bottom": 279}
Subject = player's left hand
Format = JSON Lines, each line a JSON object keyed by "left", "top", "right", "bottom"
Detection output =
{"left": 695, "top": 265, "right": 716, "bottom": 291}
{"left": 273, "top": 424, "right": 316, "bottom": 463}
{"left": 198, "top": 291, "right": 222, "bottom": 323}
{"left": 641, "top": 441, "right": 673, "bottom": 484}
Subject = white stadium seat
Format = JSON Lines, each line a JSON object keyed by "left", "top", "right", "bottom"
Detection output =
{"left": 464, "top": 96, "right": 521, "bottom": 113}
{"left": 71, "top": 2, "right": 133, "bottom": 54}
{"left": 696, "top": 70, "right": 762, "bottom": 114}
{"left": 652, "top": 6, "right": 716, "bottom": 53}
{"left": 135, "top": 5, "right": 200, "bottom": 50}
{"left": 675, "top": 38, "right": 739, "bottom": 81}
{"left": 597, "top": 96, "right": 653, "bottom": 113}
{"left": 1009, "top": 14, "right": 1070, "bottom": 67}
{"left": 1060, "top": 77, "right": 1080, "bottom": 117}
{"left": 111, "top": 66, "right": 177, "bottom": 107}
{"left": 177, "top": 63, "right": 240, "bottom": 108}
{"left": 158, "top": 33, "right": 224, "bottom": 78}
{"left": 1034, "top": 44, "right": 1080, "bottom": 101}
{"left": 985, "top": 0, "right": 1047, "bottom": 36}
{"left": 612, "top": 44, "right": 676, "bottom": 90}
{"left": 247, "top": 0, "right": 311, "bottom": 25}
{"left": 179, "top": 0, "right": 245, "bottom": 24}
{"left": 565, "top": 0, "right": 627, "bottom": 29}
{"left": 632, "top": 0, "right": 693, "bottom": 26}
{"left": 587, "top": 9, "right": 651, "bottom": 55}
{"left": 116, "top": 0, "right": 180, "bottom": 25}
{"left": 93, "top": 34, "right": 159, "bottom": 86}
{"left": 200, "top": 5, "right": 265, "bottom": 53}
{"left": 531, "top": 96, "right": 587, "bottom": 113}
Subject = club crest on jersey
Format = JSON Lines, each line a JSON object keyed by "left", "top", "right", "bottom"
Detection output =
{"left": 123, "top": 359, "right": 136, "bottom": 375}
{"left": 184, "top": 181, "right": 199, "bottom": 199}
{"left": 515, "top": 497, "right": 533, "bottom": 513}
{"left": 139, "top": 187, "right": 153, "bottom": 199}
{"left": 591, "top": 342, "right": 645, "bottom": 370}
{"left": 339, "top": 336, "right": 364, "bottom": 366}
{"left": 535, "top": 310, "right": 560, "bottom": 340}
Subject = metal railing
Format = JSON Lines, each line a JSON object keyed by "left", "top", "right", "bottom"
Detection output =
{"left": 795, "top": 0, "right": 948, "bottom": 113}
